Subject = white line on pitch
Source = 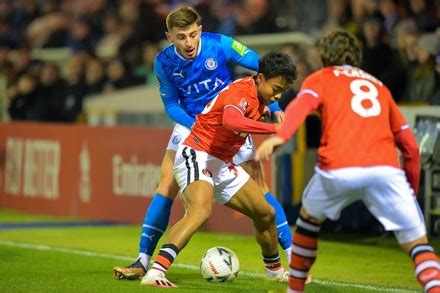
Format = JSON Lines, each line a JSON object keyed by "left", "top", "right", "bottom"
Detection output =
{"left": 0, "top": 240, "right": 419, "bottom": 293}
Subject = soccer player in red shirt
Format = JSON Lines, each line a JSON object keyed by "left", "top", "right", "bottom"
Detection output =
{"left": 140, "top": 51, "right": 297, "bottom": 288}
{"left": 255, "top": 30, "right": 440, "bottom": 293}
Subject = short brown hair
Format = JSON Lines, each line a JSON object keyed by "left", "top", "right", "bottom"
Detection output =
{"left": 318, "top": 30, "right": 363, "bottom": 67}
{"left": 166, "top": 7, "right": 201, "bottom": 31}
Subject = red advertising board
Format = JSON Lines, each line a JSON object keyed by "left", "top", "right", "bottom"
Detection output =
{"left": 0, "top": 122, "right": 273, "bottom": 235}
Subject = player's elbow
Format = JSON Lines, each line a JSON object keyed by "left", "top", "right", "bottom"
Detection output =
{"left": 405, "top": 135, "right": 420, "bottom": 160}
{"left": 222, "top": 116, "right": 237, "bottom": 132}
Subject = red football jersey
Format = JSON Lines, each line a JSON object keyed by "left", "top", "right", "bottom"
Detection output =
{"left": 279, "top": 65, "right": 409, "bottom": 170}
{"left": 185, "top": 77, "right": 266, "bottom": 162}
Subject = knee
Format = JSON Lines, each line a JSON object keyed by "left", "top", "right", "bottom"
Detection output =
{"left": 255, "top": 205, "right": 276, "bottom": 230}
{"left": 299, "top": 207, "right": 322, "bottom": 225}
{"left": 396, "top": 224, "right": 428, "bottom": 253}
{"left": 156, "top": 174, "right": 179, "bottom": 199}
{"left": 186, "top": 203, "right": 212, "bottom": 224}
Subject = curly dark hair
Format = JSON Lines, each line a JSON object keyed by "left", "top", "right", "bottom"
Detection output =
{"left": 318, "top": 30, "right": 362, "bottom": 67}
{"left": 258, "top": 51, "right": 297, "bottom": 84}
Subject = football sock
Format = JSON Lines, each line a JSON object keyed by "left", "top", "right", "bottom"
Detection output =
{"left": 264, "top": 192, "right": 293, "bottom": 252}
{"left": 263, "top": 252, "right": 282, "bottom": 274}
{"left": 137, "top": 253, "right": 150, "bottom": 269}
{"left": 410, "top": 244, "right": 440, "bottom": 292}
{"left": 284, "top": 245, "right": 292, "bottom": 262}
{"left": 151, "top": 244, "right": 179, "bottom": 275}
{"left": 289, "top": 215, "right": 320, "bottom": 292}
{"left": 139, "top": 193, "right": 173, "bottom": 260}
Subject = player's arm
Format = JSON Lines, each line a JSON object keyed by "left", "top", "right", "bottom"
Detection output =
{"left": 222, "top": 106, "right": 276, "bottom": 134}
{"left": 255, "top": 89, "right": 319, "bottom": 161}
{"left": 276, "top": 89, "right": 320, "bottom": 142}
{"left": 220, "top": 35, "right": 260, "bottom": 71}
{"left": 390, "top": 100, "right": 421, "bottom": 195}
{"left": 394, "top": 128, "right": 420, "bottom": 195}
{"left": 220, "top": 35, "right": 283, "bottom": 117}
{"left": 268, "top": 101, "right": 282, "bottom": 112}
{"left": 154, "top": 58, "right": 195, "bottom": 129}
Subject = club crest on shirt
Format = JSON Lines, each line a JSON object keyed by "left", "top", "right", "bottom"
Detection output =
{"left": 172, "top": 135, "right": 181, "bottom": 144}
{"left": 202, "top": 168, "right": 213, "bottom": 177}
{"left": 238, "top": 98, "right": 249, "bottom": 112}
{"left": 205, "top": 58, "right": 218, "bottom": 70}
{"left": 228, "top": 165, "right": 238, "bottom": 177}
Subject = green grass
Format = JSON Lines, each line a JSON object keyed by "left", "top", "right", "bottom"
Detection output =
{"left": 0, "top": 209, "right": 80, "bottom": 222}
{"left": 0, "top": 209, "right": 433, "bottom": 292}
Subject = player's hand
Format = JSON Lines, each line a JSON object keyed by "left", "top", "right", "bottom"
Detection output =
{"left": 273, "top": 111, "right": 285, "bottom": 123}
{"left": 260, "top": 106, "right": 271, "bottom": 122}
{"left": 254, "top": 136, "right": 285, "bottom": 161}
{"left": 274, "top": 123, "right": 282, "bottom": 132}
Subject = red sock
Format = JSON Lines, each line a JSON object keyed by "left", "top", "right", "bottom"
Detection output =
{"left": 410, "top": 244, "right": 440, "bottom": 292}
{"left": 289, "top": 215, "right": 320, "bottom": 292}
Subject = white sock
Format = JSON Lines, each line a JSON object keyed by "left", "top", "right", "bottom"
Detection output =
{"left": 284, "top": 245, "right": 292, "bottom": 263}
{"left": 138, "top": 253, "right": 151, "bottom": 269}
{"left": 265, "top": 266, "right": 284, "bottom": 277}
{"left": 146, "top": 267, "right": 165, "bottom": 278}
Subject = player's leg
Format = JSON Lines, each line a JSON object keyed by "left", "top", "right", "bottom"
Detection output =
{"left": 225, "top": 177, "right": 288, "bottom": 282}
{"left": 142, "top": 180, "right": 214, "bottom": 287}
{"left": 113, "top": 150, "right": 179, "bottom": 279}
{"left": 142, "top": 146, "right": 216, "bottom": 287}
{"left": 241, "top": 159, "right": 293, "bottom": 259}
{"left": 398, "top": 233, "right": 440, "bottom": 292}
{"left": 237, "top": 136, "right": 293, "bottom": 259}
{"left": 288, "top": 207, "right": 322, "bottom": 293}
{"left": 362, "top": 166, "right": 440, "bottom": 292}
{"left": 114, "top": 125, "right": 187, "bottom": 279}
{"left": 139, "top": 150, "right": 179, "bottom": 264}
{"left": 288, "top": 168, "right": 361, "bottom": 292}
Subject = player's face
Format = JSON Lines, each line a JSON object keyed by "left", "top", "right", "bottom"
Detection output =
{"left": 255, "top": 74, "right": 291, "bottom": 105}
{"left": 166, "top": 23, "right": 202, "bottom": 60}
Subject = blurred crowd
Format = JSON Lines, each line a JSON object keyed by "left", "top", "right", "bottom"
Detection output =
{"left": 0, "top": 0, "right": 439, "bottom": 123}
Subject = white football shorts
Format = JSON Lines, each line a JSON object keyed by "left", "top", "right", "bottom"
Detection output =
{"left": 174, "top": 144, "right": 250, "bottom": 204}
{"left": 166, "top": 124, "right": 255, "bottom": 165}
{"left": 302, "top": 166, "right": 426, "bottom": 235}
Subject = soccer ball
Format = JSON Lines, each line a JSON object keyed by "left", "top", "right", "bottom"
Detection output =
{"left": 200, "top": 246, "right": 240, "bottom": 282}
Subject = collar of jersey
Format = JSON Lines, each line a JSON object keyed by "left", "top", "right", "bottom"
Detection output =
{"left": 173, "top": 36, "right": 202, "bottom": 61}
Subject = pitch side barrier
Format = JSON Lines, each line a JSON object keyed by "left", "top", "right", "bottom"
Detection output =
{"left": 0, "top": 122, "right": 273, "bottom": 235}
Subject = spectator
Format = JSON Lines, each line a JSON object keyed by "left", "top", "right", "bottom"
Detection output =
{"left": 12, "top": 44, "right": 42, "bottom": 77}
{"left": 346, "top": 0, "right": 378, "bottom": 37}
{"left": 429, "top": 55, "right": 440, "bottom": 105}
{"left": 38, "top": 62, "right": 72, "bottom": 122}
{"left": 377, "top": 0, "right": 403, "bottom": 38}
{"left": 132, "top": 42, "right": 160, "bottom": 85}
{"left": 360, "top": 15, "right": 406, "bottom": 101}
{"left": 96, "top": 12, "right": 123, "bottom": 58}
{"left": 322, "top": 0, "right": 351, "bottom": 35}
{"left": 234, "top": 0, "right": 287, "bottom": 35}
{"left": 104, "top": 59, "right": 135, "bottom": 92}
{"left": 85, "top": 58, "right": 106, "bottom": 95}
{"left": 67, "top": 17, "right": 96, "bottom": 53}
{"left": 8, "top": 74, "right": 42, "bottom": 120}
{"left": 404, "top": 32, "right": 440, "bottom": 103}
{"left": 408, "top": 0, "right": 438, "bottom": 33}
{"left": 64, "top": 53, "right": 88, "bottom": 121}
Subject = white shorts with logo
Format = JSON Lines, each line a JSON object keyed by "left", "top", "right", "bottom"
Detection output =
{"left": 303, "top": 166, "right": 426, "bottom": 234}
{"left": 166, "top": 124, "right": 255, "bottom": 165}
{"left": 173, "top": 144, "right": 250, "bottom": 204}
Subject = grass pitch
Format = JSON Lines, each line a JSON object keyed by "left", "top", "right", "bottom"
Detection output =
{"left": 0, "top": 209, "right": 433, "bottom": 292}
